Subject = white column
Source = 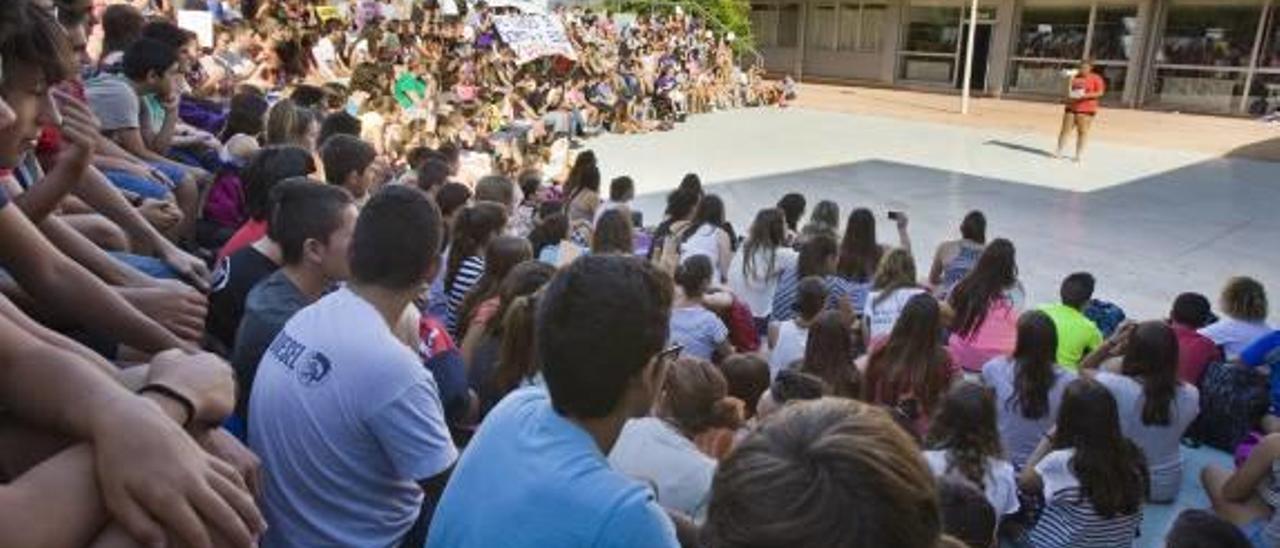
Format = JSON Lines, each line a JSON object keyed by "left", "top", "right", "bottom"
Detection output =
{"left": 960, "top": 0, "right": 980, "bottom": 113}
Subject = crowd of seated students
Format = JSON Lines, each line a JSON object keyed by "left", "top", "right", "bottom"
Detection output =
{"left": 4, "top": 0, "right": 1280, "bottom": 547}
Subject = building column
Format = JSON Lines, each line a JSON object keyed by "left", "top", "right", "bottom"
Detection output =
{"left": 987, "top": 0, "right": 1018, "bottom": 97}
{"left": 881, "top": 0, "right": 905, "bottom": 83}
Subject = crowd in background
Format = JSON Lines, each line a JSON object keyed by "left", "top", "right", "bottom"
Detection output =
{"left": 0, "top": 0, "right": 1278, "bottom": 547}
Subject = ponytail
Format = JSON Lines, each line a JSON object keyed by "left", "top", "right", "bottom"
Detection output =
{"left": 491, "top": 294, "right": 540, "bottom": 398}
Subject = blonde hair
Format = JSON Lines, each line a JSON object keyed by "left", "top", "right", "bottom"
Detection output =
{"left": 1221, "top": 276, "right": 1268, "bottom": 322}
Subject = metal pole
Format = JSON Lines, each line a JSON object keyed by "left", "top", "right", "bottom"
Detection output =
{"left": 960, "top": 0, "right": 979, "bottom": 113}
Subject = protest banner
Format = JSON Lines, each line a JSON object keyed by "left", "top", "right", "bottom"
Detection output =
{"left": 493, "top": 14, "right": 578, "bottom": 64}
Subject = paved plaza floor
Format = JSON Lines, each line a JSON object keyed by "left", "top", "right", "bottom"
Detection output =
{"left": 585, "top": 99, "right": 1279, "bottom": 546}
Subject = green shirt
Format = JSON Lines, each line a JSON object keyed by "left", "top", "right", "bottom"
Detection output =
{"left": 1038, "top": 303, "right": 1103, "bottom": 371}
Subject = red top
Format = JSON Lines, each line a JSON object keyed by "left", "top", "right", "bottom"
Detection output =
{"left": 218, "top": 219, "right": 268, "bottom": 262}
{"left": 1172, "top": 322, "right": 1220, "bottom": 386}
{"left": 1068, "top": 73, "right": 1106, "bottom": 114}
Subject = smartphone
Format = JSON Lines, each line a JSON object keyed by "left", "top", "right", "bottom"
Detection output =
{"left": 887, "top": 211, "right": 903, "bottom": 221}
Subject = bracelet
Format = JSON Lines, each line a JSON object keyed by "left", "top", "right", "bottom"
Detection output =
{"left": 138, "top": 383, "right": 195, "bottom": 427}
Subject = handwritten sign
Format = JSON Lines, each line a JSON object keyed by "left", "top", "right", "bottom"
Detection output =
{"left": 493, "top": 14, "right": 578, "bottom": 64}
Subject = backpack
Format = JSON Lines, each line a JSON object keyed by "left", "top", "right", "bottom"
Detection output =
{"left": 1185, "top": 361, "right": 1270, "bottom": 452}
{"left": 1084, "top": 299, "right": 1126, "bottom": 337}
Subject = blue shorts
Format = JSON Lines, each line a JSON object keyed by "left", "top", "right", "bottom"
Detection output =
{"left": 101, "top": 169, "right": 171, "bottom": 200}
{"left": 110, "top": 251, "right": 181, "bottom": 280}
{"left": 147, "top": 161, "right": 194, "bottom": 187}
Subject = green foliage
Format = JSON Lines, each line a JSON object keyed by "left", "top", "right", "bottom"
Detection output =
{"left": 614, "top": 0, "right": 756, "bottom": 52}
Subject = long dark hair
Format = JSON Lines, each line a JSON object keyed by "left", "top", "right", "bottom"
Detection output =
{"left": 445, "top": 203, "right": 507, "bottom": 293}
{"left": 863, "top": 294, "right": 952, "bottom": 414}
{"left": 949, "top": 238, "right": 1018, "bottom": 339}
{"left": 1010, "top": 310, "right": 1059, "bottom": 420}
{"left": 926, "top": 382, "right": 1003, "bottom": 490}
{"left": 1053, "top": 378, "right": 1148, "bottom": 518}
{"left": 801, "top": 311, "right": 860, "bottom": 398}
{"left": 681, "top": 194, "right": 726, "bottom": 245}
{"left": 837, "top": 208, "right": 882, "bottom": 281}
{"left": 591, "top": 209, "right": 634, "bottom": 255}
{"left": 562, "top": 150, "right": 597, "bottom": 197}
{"left": 797, "top": 234, "right": 838, "bottom": 279}
{"left": 220, "top": 90, "right": 269, "bottom": 141}
{"left": 242, "top": 145, "right": 316, "bottom": 221}
{"left": 489, "top": 263, "right": 556, "bottom": 395}
{"left": 1121, "top": 322, "right": 1181, "bottom": 426}
{"left": 742, "top": 208, "right": 787, "bottom": 283}
{"left": 456, "top": 237, "right": 533, "bottom": 340}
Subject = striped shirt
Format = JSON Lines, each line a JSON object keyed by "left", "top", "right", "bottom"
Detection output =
{"left": 827, "top": 275, "right": 871, "bottom": 316}
{"left": 1027, "top": 449, "right": 1142, "bottom": 548}
{"left": 445, "top": 255, "right": 486, "bottom": 338}
{"left": 770, "top": 273, "right": 848, "bottom": 323}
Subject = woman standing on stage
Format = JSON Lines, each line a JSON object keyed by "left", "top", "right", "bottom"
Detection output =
{"left": 1056, "top": 60, "right": 1106, "bottom": 163}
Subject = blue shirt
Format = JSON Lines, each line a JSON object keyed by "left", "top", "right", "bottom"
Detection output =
{"left": 1242, "top": 330, "right": 1280, "bottom": 409}
{"left": 427, "top": 387, "right": 679, "bottom": 548}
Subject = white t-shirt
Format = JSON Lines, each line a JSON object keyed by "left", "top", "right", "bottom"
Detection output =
{"left": 608, "top": 417, "right": 717, "bottom": 522}
{"left": 864, "top": 287, "right": 927, "bottom": 342}
{"left": 768, "top": 320, "right": 807, "bottom": 379}
{"left": 1200, "top": 318, "right": 1274, "bottom": 360}
{"left": 312, "top": 37, "right": 340, "bottom": 77}
{"left": 922, "top": 450, "right": 1020, "bottom": 517}
{"left": 249, "top": 287, "right": 457, "bottom": 547}
{"left": 980, "top": 356, "right": 1076, "bottom": 468}
{"left": 728, "top": 246, "right": 798, "bottom": 319}
{"left": 680, "top": 225, "right": 726, "bottom": 281}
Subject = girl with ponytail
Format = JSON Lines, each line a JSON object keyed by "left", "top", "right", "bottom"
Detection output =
{"left": 609, "top": 357, "right": 745, "bottom": 521}
{"left": 923, "top": 382, "right": 1020, "bottom": 522}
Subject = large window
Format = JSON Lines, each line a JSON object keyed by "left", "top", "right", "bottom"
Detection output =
{"left": 1149, "top": 0, "right": 1269, "bottom": 113}
{"left": 904, "top": 6, "right": 962, "bottom": 53}
{"left": 837, "top": 2, "right": 887, "bottom": 52}
{"left": 1015, "top": 2, "right": 1090, "bottom": 60}
{"left": 809, "top": 5, "right": 839, "bottom": 50}
{"left": 1159, "top": 0, "right": 1264, "bottom": 67}
{"left": 778, "top": 4, "right": 802, "bottom": 47}
{"left": 750, "top": 5, "right": 780, "bottom": 48}
{"left": 1091, "top": 3, "right": 1139, "bottom": 61}
{"left": 1008, "top": 0, "right": 1134, "bottom": 97}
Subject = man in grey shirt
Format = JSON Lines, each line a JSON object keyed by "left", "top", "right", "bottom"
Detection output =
{"left": 231, "top": 180, "right": 357, "bottom": 421}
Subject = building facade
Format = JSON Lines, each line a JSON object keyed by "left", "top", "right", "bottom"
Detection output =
{"left": 750, "top": 0, "right": 1280, "bottom": 115}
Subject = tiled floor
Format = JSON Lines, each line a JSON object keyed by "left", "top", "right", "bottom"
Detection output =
{"left": 586, "top": 105, "right": 1277, "bottom": 545}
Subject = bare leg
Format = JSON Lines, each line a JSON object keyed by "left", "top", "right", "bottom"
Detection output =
{"left": 1055, "top": 111, "right": 1075, "bottom": 158}
{"left": 1074, "top": 113, "right": 1094, "bottom": 162}
{"left": 1262, "top": 414, "right": 1280, "bottom": 434}
{"left": 60, "top": 213, "right": 131, "bottom": 252}
{"left": 1202, "top": 464, "right": 1273, "bottom": 526}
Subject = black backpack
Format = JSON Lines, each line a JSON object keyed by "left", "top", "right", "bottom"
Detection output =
{"left": 1185, "top": 361, "right": 1270, "bottom": 452}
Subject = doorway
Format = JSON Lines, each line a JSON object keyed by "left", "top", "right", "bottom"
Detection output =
{"left": 955, "top": 22, "right": 994, "bottom": 91}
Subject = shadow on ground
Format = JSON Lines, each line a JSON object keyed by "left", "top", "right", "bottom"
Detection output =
{"left": 1226, "top": 135, "right": 1280, "bottom": 162}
